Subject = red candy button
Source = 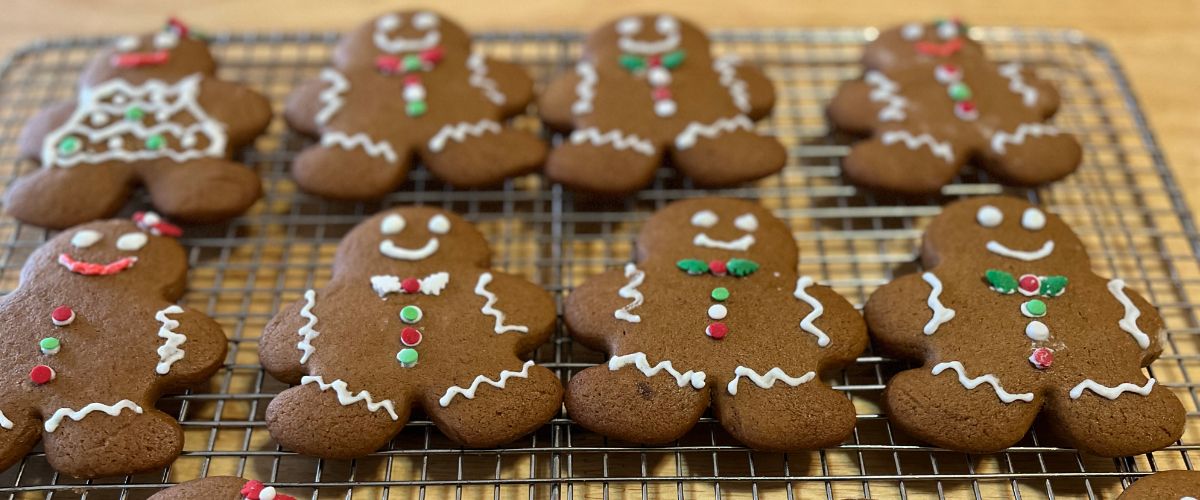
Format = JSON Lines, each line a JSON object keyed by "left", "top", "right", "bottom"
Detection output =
{"left": 401, "top": 327, "right": 423, "bottom": 346}
{"left": 401, "top": 277, "right": 421, "bottom": 294}
{"left": 51, "top": 306, "right": 75, "bottom": 326}
{"left": 30, "top": 365, "right": 55, "bottom": 385}
{"left": 241, "top": 480, "right": 265, "bottom": 497}
{"left": 706, "top": 322, "right": 728, "bottom": 339}
{"left": 708, "top": 260, "right": 727, "bottom": 276}
{"left": 404, "top": 75, "right": 422, "bottom": 86}
{"left": 652, "top": 87, "right": 672, "bottom": 100}
{"left": 1029, "top": 347, "right": 1054, "bottom": 369}
{"left": 1019, "top": 274, "right": 1040, "bottom": 294}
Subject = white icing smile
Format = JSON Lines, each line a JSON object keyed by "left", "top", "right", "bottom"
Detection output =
{"left": 374, "top": 12, "right": 441, "bottom": 53}
{"left": 985, "top": 240, "right": 1055, "bottom": 261}
{"left": 693, "top": 233, "right": 755, "bottom": 251}
{"left": 616, "top": 15, "right": 680, "bottom": 54}
{"left": 379, "top": 238, "right": 439, "bottom": 261}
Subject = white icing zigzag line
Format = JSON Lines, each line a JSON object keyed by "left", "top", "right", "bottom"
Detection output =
{"left": 881, "top": 131, "right": 954, "bottom": 164}
{"left": 1107, "top": 279, "right": 1152, "bottom": 349}
{"left": 932, "top": 361, "right": 1034, "bottom": 403}
{"left": 371, "top": 272, "right": 450, "bottom": 297}
{"left": 921, "top": 272, "right": 956, "bottom": 335}
{"left": 675, "top": 115, "right": 754, "bottom": 150}
{"left": 154, "top": 305, "right": 187, "bottom": 375}
{"left": 44, "top": 400, "right": 145, "bottom": 432}
{"left": 864, "top": 71, "right": 907, "bottom": 122}
{"left": 727, "top": 366, "right": 815, "bottom": 395}
{"left": 990, "top": 123, "right": 1061, "bottom": 154}
{"left": 439, "top": 360, "right": 535, "bottom": 407}
{"left": 1068, "top": 378, "right": 1156, "bottom": 400}
{"left": 314, "top": 68, "right": 350, "bottom": 125}
{"left": 475, "top": 272, "right": 529, "bottom": 334}
{"left": 302, "top": 375, "right": 399, "bottom": 420}
{"left": 0, "top": 410, "right": 12, "bottom": 430}
{"left": 569, "top": 127, "right": 655, "bottom": 156}
{"left": 571, "top": 62, "right": 597, "bottom": 115}
{"left": 467, "top": 53, "right": 506, "bottom": 106}
{"left": 427, "top": 119, "right": 502, "bottom": 153}
{"left": 793, "top": 276, "right": 830, "bottom": 347}
{"left": 297, "top": 289, "right": 320, "bottom": 365}
{"left": 43, "top": 74, "right": 226, "bottom": 168}
{"left": 614, "top": 263, "right": 645, "bottom": 323}
{"left": 997, "top": 63, "right": 1039, "bottom": 108}
{"left": 321, "top": 131, "right": 398, "bottom": 164}
{"left": 713, "top": 56, "right": 751, "bottom": 113}
{"left": 608, "top": 352, "right": 706, "bottom": 389}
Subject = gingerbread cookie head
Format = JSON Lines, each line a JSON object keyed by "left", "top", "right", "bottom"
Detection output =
{"left": 584, "top": 14, "right": 713, "bottom": 70}
{"left": 636, "top": 198, "right": 798, "bottom": 274}
{"left": 23, "top": 212, "right": 187, "bottom": 296}
{"left": 864, "top": 18, "right": 986, "bottom": 71}
{"left": 80, "top": 18, "right": 216, "bottom": 87}
{"left": 332, "top": 207, "right": 491, "bottom": 278}
{"left": 921, "top": 196, "right": 1088, "bottom": 272}
{"left": 333, "top": 10, "right": 473, "bottom": 70}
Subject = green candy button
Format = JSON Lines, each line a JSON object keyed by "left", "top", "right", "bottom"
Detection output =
{"left": 397, "top": 348, "right": 419, "bottom": 367}
{"left": 58, "top": 136, "right": 81, "bottom": 155}
{"left": 948, "top": 82, "right": 972, "bottom": 102}
{"left": 145, "top": 134, "right": 165, "bottom": 150}
{"left": 39, "top": 337, "right": 60, "bottom": 352}
{"left": 400, "top": 305, "right": 423, "bottom": 324}
{"left": 406, "top": 100, "right": 427, "bottom": 117}
{"left": 403, "top": 54, "right": 423, "bottom": 72}
{"left": 1023, "top": 299, "right": 1047, "bottom": 317}
{"left": 711, "top": 287, "right": 730, "bottom": 301}
{"left": 125, "top": 106, "right": 144, "bottom": 121}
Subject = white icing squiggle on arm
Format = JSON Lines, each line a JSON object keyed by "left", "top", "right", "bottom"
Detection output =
{"left": 793, "top": 276, "right": 829, "bottom": 347}
{"left": 571, "top": 62, "right": 597, "bottom": 115}
{"left": 475, "top": 272, "right": 530, "bottom": 334}
{"left": 438, "top": 360, "right": 535, "bottom": 407}
{"left": 321, "top": 131, "right": 398, "bottom": 164}
{"left": 932, "top": 361, "right": 1033, "bottom": 403}
{"left": 864, "top": 71, "right": 907, "bottom": 122}
{"left": 466, "top": 53, "right": 506, "bottom": 106}
{"left": 997, "top": 63, "right": 1039, "bottom": 108}
{"left": 1106, "top": 279, "right": 1151, "bottom": 349}
{"left": 614, "top": 263, "right": 645, "bottom": 323}
{"left": 1068, "top": 378, "right": 1155, "bottom": 400}
{"left": 314, "top": 68, "right": 350, "bottom": 125}
{"left": 154, "top": 305, "right": 187, "bottom": 375}
{"left": 302, "top": 375, "right": 399, "bottom": 420}
{"left": 44, "top": 400, "right": 145, "bottom": 432}
{"left": 881, "top": 131, "right": 954, "bottom": 163}
{"left": 712, "top": 56, "right": 750, "bottom": 113}
{"left": 727, "top": 366, "right": 815, "bottom": 395}
{"left": 0, "top": 410, "right": 12, "bottom": 430}
{"left": 427, "top": 120, "right": 502, "bottom": 152}
{"left": 608, "top": 352, "right": 706, "bottom": 389}
{"left": 921, "top": 272, "right": 955, "bottom": 335}
{"left": 297, "top": 289, "right": 320, "bottom": 364}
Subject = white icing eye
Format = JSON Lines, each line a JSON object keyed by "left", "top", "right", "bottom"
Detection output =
{"left": 901, "top": 23, "right": 924, "bottom": 41}
{"left": 616, "top": 17, "right": 641, "bottom": 35}
{"left": 937, "top": 21, "right": 959, "bottom": 40}
{"left": 376, "top": 14, "right": 401, "bottom": 31}
{"left": 115, "top": 35, "right": 139, "bottom": 52}
{"left": 380, "top": 214, "right": 405, "bottom": 235}
{"left": 116, "top": 232, "right": 148, "bottom": 251}
{"left": 427, "top": 214, "right": 451, "bottom": 234}
{"left": 656, "top": 15, "right": 679, "bottom": 34}
{"left": 690, "top": 210, "right": 718, "bottom": 228}
{"left": 71, "top": 230, "right": 103, "bottom": 248}
{"left": 153, "top": 31, "right": 179, "bottom": 50}
{"left": 1021, "top": 208, "right": 1046, "bottom": 231}
{"left": 412, "top": 11, "right": 439, "bottom": 30}
{"left": 734, "top": 213, "right": 759, "bottom": 232}
{"left": 976, "top": 205, "right": 1003, "bottom": 228}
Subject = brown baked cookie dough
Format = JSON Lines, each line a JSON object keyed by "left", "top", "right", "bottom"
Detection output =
{"left": 9, "top": 19, "right": 271, "bottom": 229}
{"left": 0, "top": 214, "right": 227, "bottom": 478}
{"left": 1117, "top": 470, "right": 1200, "bottom": 499}
{"left": 827, "top": 19, "right": 1081, "bottom": 194}
{"left": 564, "top": 198, "right": 867, "bottom": 450}
{"left": 539, "top": 14, "right": 785, "bottom": 195}
{"left": 150, "top": 476, "right": 299, "bottom": 500}
{"left": 259, "top": 207, "right": 561, "bottom": 458}
{"left": 284, "top": 10, "right": 545, "bottom": 199}
{"left": 866, "top": 196, "right": 1184, "bottom": 456}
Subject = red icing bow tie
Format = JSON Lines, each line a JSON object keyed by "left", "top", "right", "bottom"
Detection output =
{"left": 915, "top": 37, "right": 964, "bottom": 57}
{"left": 133, "top": 211, "right": 183, "bottom": 237}
{"left": 375, "top": 46, "right": 445, "bottom": 74}
{"left": 111, "top": 51, "right": 170, "bottom": 68}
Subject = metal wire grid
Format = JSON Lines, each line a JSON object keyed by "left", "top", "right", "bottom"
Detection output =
{"left": 0, "top": 26, "right": 1193, "bottom": 499}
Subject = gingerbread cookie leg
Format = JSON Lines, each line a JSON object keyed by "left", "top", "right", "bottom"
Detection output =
{"left": 266, "top": 381, "right": 412, "bottom": 459}
{"left": 418, "top": 120, "right": 546, "bottom": 188}
{"left": 713, "top": 372, "right": 856, "bottom": 450}
{"left": 138, "top": 158, "right": 262, "bottom": 223}
{"left": 1043, "top": 374, "right": 1184, "bottom": 456}
{"left": 669, "top": 115, "right": 787, "bottom": 187}
{"left": 291, "top": 132, "right": 412, "bottom": 200}
{"left": 423, "top": 357, "right": 562, "bottom": 448}
{"left": 0, "top": 410, "right": 41, "bottom": 473}
{"left": 566, "top": 357, "right": 709, "bottom": 445}
{"left": 981, "top": 124, "right": 1082, "bottom": 185}
{"left": 5, "top": 163, "right": 137, "bottom": 230}
{"left": 42, "top": 404, "right": 183, "bottom": 478}
{"left": 842, "top": 130, "right": 967, "bottom": 194}
{"left": 545, "top": 127, "right": 665, "bottom": 194}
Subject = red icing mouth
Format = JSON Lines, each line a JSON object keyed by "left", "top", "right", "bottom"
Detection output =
{"left": 111, "top": 51, "right": 170, "bottom": 68}
{"left": 58, "top": 253, "right": 137, "bottom": 276}
{"left": 914, "top": 37, "right": 964, "bottom": 57}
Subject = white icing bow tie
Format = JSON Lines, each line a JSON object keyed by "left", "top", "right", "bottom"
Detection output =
{"left": 370, "top": 272, "right": 449, "bottom": 297}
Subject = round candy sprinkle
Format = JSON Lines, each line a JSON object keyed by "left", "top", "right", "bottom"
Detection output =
{"left": 947, "top": 82, "right": 972, "bottom": 102}
{"left": 934, "top": 63, "right": 961, "bottom": 83}
{"left": 403, "top": 54, "right": 423, "bottom": 72}
{"left": 125, "top": 106, "right": 145, "bottom": 121}
{"left": 30, "top": 365, "right": 55, "bottom": 385}
{"left": 57, "top": 137, "right": 82, "bottom": 155}
{"left": 711, "top": 287, "right": 730, "bottom": 301}
{"left": 397, "top": 348, "right": 419, "bottom": 367}
{"left": 654, "top": 100, "right": 677, "bottom": 117}
{"left": 1021, "top": 299, "right": 1047, "bottom": 318}
{"left": 40, "top": 337, "right": 61, "bottom": 355}
{"left": 706, "top": 322, "right": 728, "bottom": 339}
{"left": 708, "top": 260, "right": 727, "bottom": 276}
{"left": 707, "top": 304, "right": 728, "bottom": 320}
{"left": 400, "top": 327, "right": 422, "bottom": 346}
{"left": 954, "top": 101, "right": 978, "bottom": 121}
{"left": 51, "top": 306, "right": 75, "bottom": 326}
{"left": 1025, "top": 320, "right": 1050, "bottom": 341}
{"left": 1018, "top": 274, "right": 1040, "bottom": 295}
{"left": 406, "top": 100, "right": 428, "bottom": 117}
{"left": 400, "top": 305, "right": 423, "bottom": 324}
{"left": 403, "top": 84, "right": 426, "bottom": 101}
{"left": 401, "top": 277, "right": 421, "bottom": 294}
{"left": 145, "top": 134, "right": 165, "bottom": 150}
{"left": 1029, "top": 347, "right": 1054, "bottom": 369}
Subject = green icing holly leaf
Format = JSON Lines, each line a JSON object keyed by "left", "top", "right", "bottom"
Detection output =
{"left": 985, "top": 269, "right": 1017, "bottom": 293}
{"left": 676, "top": 259, "right": 708, "bottom": 275}
{"left": 618, "top": 54, "right": 645, "bottom": 71}
{"left": 726, "top": 259, "right": 760, "bottom": 277}
{"left": 1040, "top": 275, "right": 1068, "bottom": 296}
{"left": 662, "top": 50, "right": 686, "bottom": 69}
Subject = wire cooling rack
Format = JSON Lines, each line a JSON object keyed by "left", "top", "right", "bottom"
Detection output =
{"left": 0, "top": 26, "right": 1196, "bottom": 500}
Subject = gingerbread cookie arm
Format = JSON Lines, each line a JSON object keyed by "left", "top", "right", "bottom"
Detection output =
{"left": 199, "top": 79, "right": 273, "bottom": 148}
{"left": 797, "top": 280, "right": 868, "bottom": 369}
{"left": 283, "top": 71, "right": 342, "bottom": 137}
{"left": 470, "top": 271, "right": 557, "bottom": 352}
{"left": 997, "top": 63, "right": 1061, "bottom": 119}
{"left": 827, "top": 77, "right": 886, "bottom": 135}
{"left": 714, "top": 56, "right": 775, "bottom": 120}
{"left": 137, "top": 157, "right": 262, "bottom": 223}
{"left": 151, "top": 305, "right": 228, "bottom": 391}
{"left": 259, "top": 295, "right": 318, "bottom": 385}
{"left": 865, "top": 271, "right": 955, "bottom": 360}
{"left": 537, "top": 70, "right": 584, "bottom": 132}
{"left": 0, "top": 409, "right": 41, "bottom": 474}
{"left": 17, "top": 101, "right": 76, "bottom": 161}
{"left": 563, "top": 267, "right": 636, "bottom": 353}
{"left": 472, "top": 56, "right": 535, "bottom": 117}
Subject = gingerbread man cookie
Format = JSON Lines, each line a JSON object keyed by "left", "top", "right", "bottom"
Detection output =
{"left": 0, "top": 213, "right": 227, "bottom": 477}
{"left": 866, "top": 196, "right": 1184, "bottom": 456}
{"left": 260, "top": 207, "right": 561, "bottom": 456}
{"left": 284, "top": 10, "right": 546, "bottom": 199}
{"left": 539, "top": 14, "right": 786, "bottom": 195}
{"left": 150, "top": 476, "right": 298, "bottom": 500}
{"left": 564, "top": 198, "right": 866, "bottom": 450}
{"left": 1117, "top": 470, "right": 1200, "bottom": 499}
{"left": 10, "top": 19, "right": 272, "bottom": 229}
{"left": 828, "top": 18, "right": 1081, "bottom": 194}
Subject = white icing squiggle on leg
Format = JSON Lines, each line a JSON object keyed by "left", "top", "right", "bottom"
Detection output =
{"left": 466, "top": 53, "right": 506, "bottom": 106}
{"left": 674, "top": 115, "right": 754, "bottom": 150}
{"left": 569, "top": 127, "right": 655, "bottom": 156}
{"left": 990, "top": 123, "right": 1061, "bottom": 154}
{"left": 321, "top": 131, "right": 398, "bottom": 164}
{"left": 1068, "top": 378, "right": 1155, "bottom": 400}
{"left": 154, "top": 305, "right": 187, "bottom": 375}
{"left": 297, "top": 289, "right": 320, "bottom": 364}
{"left": 792, "top": 276, "right": 829, "bottom": 347}
{"left": 864, "top": 71, "right": 907, "bottom": 122}
{"left": 881, "top": 131, "right": 954, "bottom": 164}
{"left": 427, "top": 119, "right": 502, "bottom": 153}
{"left": 44, "top": 400, "right": 145, "bottom": 432}
{"left": 921, "top": 272, "right": 956, "bottom": 335}
{"left": 614, "top": 263, "right": 645, "bottom": 323}
{"left": 931, "top": 361, "right": 1033, "bottom": 403}
{"left": 712, "top": 56, "right": 750, "bottom": 113}
{"left": 608, "top": 352, "right": 706, "bottom": 389}
{"left": 571, "top": 62, "right": 597, "bottom": 115}
{"left": 0, "top": 410, "right": 12, "bottom": 430}
{"left": 1106, "top": 279, "right": 1151, "bottom": 349}
{"left": 475, "top": 272, "right": 529, "bottom": 334}
{"left": 314, "top": 68, "right": 350, "bottom": 125}
{"left": 726, "top": 366, "right": 815, "bottom": 395}
{"left": 438, "top": 360, "right": 535, "bottom": 407}
{"left": 301, "top": 375, "right": 399, "bottom": 420}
